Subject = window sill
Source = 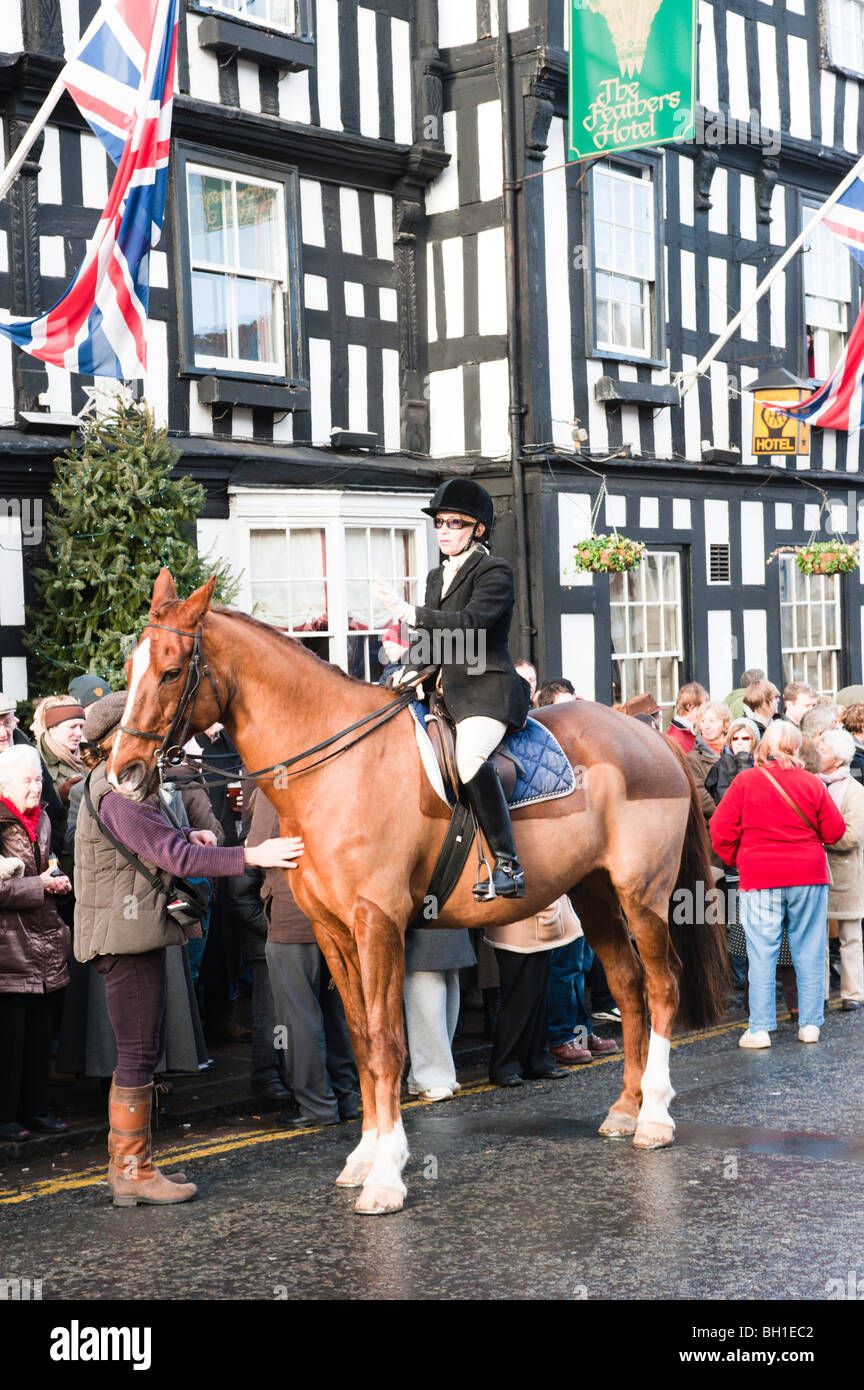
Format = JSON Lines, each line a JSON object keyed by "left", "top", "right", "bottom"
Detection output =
{"left": 196, "top": 14, "right": 316, "bottom": 71}
{"left": 196, "top": 375, "right": 310, "bottom": 412}
{"left": 594, "top": 376, "right": 678, "bottom": 408}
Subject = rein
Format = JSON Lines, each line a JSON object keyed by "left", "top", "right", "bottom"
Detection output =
{"left": 120, "top": 620, "right": 432, "bottom": 785}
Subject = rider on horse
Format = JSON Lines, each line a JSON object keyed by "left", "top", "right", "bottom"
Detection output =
{"left": 374, "top": 479, "right": 531, "bottom": 901}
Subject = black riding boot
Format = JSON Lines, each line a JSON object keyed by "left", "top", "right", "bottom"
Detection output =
{"left": 463, "top": 760, "right": 526, "bottom": 901}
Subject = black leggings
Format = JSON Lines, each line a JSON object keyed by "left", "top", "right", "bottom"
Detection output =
{"left": 93, "top": 950, "right": 167, "bottom": 1087}
{"left": 0, "top": 992, "right": 54, "bottom": 1122}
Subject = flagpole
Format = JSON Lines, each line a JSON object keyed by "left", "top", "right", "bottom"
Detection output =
{"left": 0, "top": 2, "right": 114, "bottom": 203}
{"left": 677, "top": 147, "right": 864, "bottom": 398}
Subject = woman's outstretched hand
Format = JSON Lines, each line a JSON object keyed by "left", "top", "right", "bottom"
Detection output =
{"left": 245, "top": 837, "right": 305, "bottom": 870}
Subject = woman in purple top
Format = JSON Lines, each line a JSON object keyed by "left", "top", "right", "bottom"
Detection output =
{"left": 74, "top": 692, "right": 302, "bottom": 1207}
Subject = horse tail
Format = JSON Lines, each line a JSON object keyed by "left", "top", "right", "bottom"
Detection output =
{"left": 664, "top": 737, "right": 731, "bottom": 1031}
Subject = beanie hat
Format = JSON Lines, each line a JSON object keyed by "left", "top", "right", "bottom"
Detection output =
{"left": 44, "top": 703, "right": 86, "bottom": 730}
{"left": 726, "top": 716, "right": 760, "bottom": 746}
{"left": 83, "top": 691, "right": 128, "bottom": 745}
{"left": 68, "top": 674, "right": 111, "bottom": 707}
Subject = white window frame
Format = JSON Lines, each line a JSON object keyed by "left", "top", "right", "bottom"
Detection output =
{"left": 201, "top": 0, "right": 297, "bottom": 34}
{"left": 609, "top": 550, "right": 684, "bottom": 719}
{"left": 826, "top": 0, "right": 864, "bottom": 75}
{"left": 778, "top": 554, "right": 842, "bottom": 697}
{"left": 186, "top": 162, "right": 288, "bottom": 376}
{"left": 226, "top": 490, "right": 432, "bottom": 678}
{"left": 802, "top": 203, "right": 852, "bottom": 379}
{"left": 592, "top": 163, "right": 657, "bottom": 360}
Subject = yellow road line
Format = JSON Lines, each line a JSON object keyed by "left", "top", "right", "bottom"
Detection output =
{"left": 0, "top": 1002, "right": 840, "bottom": 1206}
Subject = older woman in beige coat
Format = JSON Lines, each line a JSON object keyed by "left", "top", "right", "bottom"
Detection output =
{"left": 818, "top": 727, "right": 864, "bottom": 1008}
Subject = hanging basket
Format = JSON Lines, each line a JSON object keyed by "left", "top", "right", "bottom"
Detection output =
{"left": 571, "top": 534, "right": 647, "bottom": 574}
{"left": 768, "top": 540, "right": 860, "bottom": 576}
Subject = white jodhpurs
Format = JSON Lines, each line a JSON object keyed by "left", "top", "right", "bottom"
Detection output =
{"left": 455, "top": 716, "right": 508, "bottom": 785}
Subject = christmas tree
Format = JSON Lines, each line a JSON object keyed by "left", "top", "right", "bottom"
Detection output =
{"left": 25, "top": 396, "right": 238, "bottom": 691}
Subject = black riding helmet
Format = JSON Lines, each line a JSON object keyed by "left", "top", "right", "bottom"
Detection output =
{"left": 422, "top": 479, "right": 495, "bottom": 539}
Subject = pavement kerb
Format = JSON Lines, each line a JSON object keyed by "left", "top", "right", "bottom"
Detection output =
{"left": 0, "top": 1002, "right": 828, "bottom": 1207}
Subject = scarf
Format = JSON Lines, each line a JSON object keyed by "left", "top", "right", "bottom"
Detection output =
{"left": 441, "top": 542, "right": 484, "bottom": 598}
{"left": 0, "top": 796, "right": 42, "bottom": 842}
{"left": 819, "top": 765, "right": 851, "bottom": 809}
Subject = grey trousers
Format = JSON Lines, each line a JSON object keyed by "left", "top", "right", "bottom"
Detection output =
{"left": 250, "top": 959, "right": 284, "bottom": 1084}
{"left": 265, "top": 942, "right": 358, "bottom": 1122}
{"left": 403, "top": 969, "right": 460, "bottom": 1092}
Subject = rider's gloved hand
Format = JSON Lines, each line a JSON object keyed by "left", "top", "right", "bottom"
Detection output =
{"left": 373, "top": 577, "right": 414, "bottom": 624}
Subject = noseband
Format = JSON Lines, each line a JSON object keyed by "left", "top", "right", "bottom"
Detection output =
{"left": 119, "top": 622, "right": 226, "bottom": 775}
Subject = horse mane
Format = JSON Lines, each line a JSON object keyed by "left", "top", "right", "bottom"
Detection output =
{"left": 150, "top": 598, "right": 373, "bottom": 693}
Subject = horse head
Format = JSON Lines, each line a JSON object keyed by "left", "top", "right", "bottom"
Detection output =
{"left": 106, "top": 568, "right": 220, "bottom": 798}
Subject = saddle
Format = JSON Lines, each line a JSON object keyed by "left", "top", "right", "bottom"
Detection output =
{"left": 423, "top": 691, "right": 523, "bottom": 803}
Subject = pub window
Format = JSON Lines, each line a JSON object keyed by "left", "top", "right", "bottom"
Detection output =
{"left": 826, "top": 0, "right": 864, "bottom": 74}
{"left": 779, "top": 554, "right": 841, "bottom": 697}
{"left": 802, "top": 209, "right": 851, "bottom": 379}
{"left": 610, "top": 551, "right": 683, "bottom": 722}
{"left": 591, "top": 162, "right": 658, "bottom": 359}
{"left": 203, "top": 0, "right": 297, "bottom": 32}
{"left": 247, "top": 523, "right": 423, "bottom": 680}
{"left": 187, "top": 165, "right": 288, "bottom": 376}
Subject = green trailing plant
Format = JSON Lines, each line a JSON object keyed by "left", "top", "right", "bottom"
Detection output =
{"left": 570, "top": 533, "right": 647, "bottom": 574}
{"left": 25, "top": 398, "right": 238, "bottom": 692}
{"left": 768, "top": 540, "right": 860, "bottom": 576}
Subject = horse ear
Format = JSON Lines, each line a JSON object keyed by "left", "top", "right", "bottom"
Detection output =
{"left": 150, "top": 568, "right": 176, "bottom": 615}
{"left": 178, "top": 575, "right": 217, "bottom": 629}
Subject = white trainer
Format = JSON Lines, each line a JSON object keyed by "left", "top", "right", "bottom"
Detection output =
{"left": 798, "top": 1025, "right": 820, "bottom": 1043}
{"left": 738, "top": 1030, "right": 771, "bottom": 1049}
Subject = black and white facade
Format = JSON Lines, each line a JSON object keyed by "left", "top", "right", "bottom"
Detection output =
{"left": 2, "top": 1, "right": 864, "bottom": 710}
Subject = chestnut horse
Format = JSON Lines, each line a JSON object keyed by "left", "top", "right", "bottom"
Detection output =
{"left": 107, "top": 571, "right": 729, "bottom": 1215}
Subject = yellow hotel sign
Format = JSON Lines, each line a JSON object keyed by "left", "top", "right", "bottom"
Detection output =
{"left": 752, "top": 390, "right": 809, "bottom": 457}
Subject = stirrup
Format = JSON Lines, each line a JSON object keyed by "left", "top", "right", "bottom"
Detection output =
{"left": 472, "top": 848, "right": 497, "bottom": 902}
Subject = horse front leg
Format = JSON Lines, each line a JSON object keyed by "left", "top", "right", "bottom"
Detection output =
{"left": 313, "top": 922, "right": 379, "bottom": 1188}
{"left": 351, "top": 901, "right": 410, "bottom": 1216}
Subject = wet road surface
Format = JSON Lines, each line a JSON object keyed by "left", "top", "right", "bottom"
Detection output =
{"left": 3, "top": 1007, "right": 864, "bottom": 1301}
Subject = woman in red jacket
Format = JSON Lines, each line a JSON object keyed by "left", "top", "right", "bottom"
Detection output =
{"left": 710, "top": 719, "right": 846, "bottom": 1048}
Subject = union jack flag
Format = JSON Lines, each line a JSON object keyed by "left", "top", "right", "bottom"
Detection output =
{"left": 822, "top": 177, "right": 864, "bottom": 270}
{"left": 0, "top": 0, "right": 178, "bottom": 380}
{"left": 767, "top": 174, "right": 864, "bottom": 433}
{"left": 767, "top": 304, "right": 864, "bottom": 433}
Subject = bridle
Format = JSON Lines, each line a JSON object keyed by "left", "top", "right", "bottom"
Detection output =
{"left": 118, "top": 620, "right": 429, "bottom": 787}
{"left": 119, "top": 622, "right": 226, "bottom": 777}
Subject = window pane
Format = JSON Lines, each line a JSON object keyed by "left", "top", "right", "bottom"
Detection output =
{"left": 189, "top": 173, "right": 233, "bottom": 265}
{"left": 610, "top": 604, "right": 626, "bottom": 652}
{"left": 191, "top": 271, "right": 231, "bottom": 360}
{"left": 645, "top": 604, "right": 662, "bottom": 652}
{"left": 236, "top": 182, "right": 281, "bottom": 274}
{"left": 235, "top": 277, "right": 279, "bottom": 364}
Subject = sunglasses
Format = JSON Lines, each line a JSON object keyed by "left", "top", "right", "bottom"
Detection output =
{"left": 433, "top": 517, "right": 473, "bottom": 530}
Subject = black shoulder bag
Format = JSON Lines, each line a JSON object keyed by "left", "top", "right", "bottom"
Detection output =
{"left": 84, "top": 777, "right": 211, "bottom": 930}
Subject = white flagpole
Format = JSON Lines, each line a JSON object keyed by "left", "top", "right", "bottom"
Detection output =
{"left": 0, "top": 2, "right": 115, "bottom": 204}
{"left": 677, "top": 147, "right": 864, "bottom": 398}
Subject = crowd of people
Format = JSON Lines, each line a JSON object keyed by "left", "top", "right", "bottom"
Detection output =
{"left": 1, "top": 658, "right": 860, "bottom": 1206}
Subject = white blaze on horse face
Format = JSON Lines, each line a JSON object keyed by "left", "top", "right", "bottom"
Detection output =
{"left": 637, "top": 1031, "right": 675, "bottom": 1129}
{"left": 107, "top": 638, "right": 152, "bottom": 789}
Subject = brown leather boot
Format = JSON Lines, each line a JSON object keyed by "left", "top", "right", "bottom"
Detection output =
{"left": 107, "top": 1080, "right": 196, "bottom": 1207}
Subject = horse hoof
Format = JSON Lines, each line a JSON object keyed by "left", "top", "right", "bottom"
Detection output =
{"left": 354, "top": 1185, "right": 405, "bottom": 1215}
{"left": 632, "top": 1121, "right": 675, "bottom": 1149}
{"left": 599, "top": 1109, "right": 638, "bottom": 1137}
{"left": 335, "top": 1162, "right": 372, "bottom": 1188}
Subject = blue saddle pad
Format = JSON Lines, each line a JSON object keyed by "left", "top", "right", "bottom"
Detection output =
{"left": 410, "top": 704, "right": 577, "bottom": 809}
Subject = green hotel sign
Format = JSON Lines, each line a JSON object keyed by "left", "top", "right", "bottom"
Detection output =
{"left": 568, "top": 0, "right": 697, "bottom": 161}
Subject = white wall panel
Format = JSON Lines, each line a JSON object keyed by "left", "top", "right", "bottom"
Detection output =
{"left": 425, "top": 111, "right": 459, "bottom": 214}
{"left": 316, "top": 0, "right": 343, "bottom": 130}
{"left": 429, "top": 367, "right": 464, "bottom": 456}
{"left": 186, "top": 16, "right": 221, "bottom": 103}
{"left": 740, "top": 501, "right": 765, "bottom": 585}
{"left": 309, "top": 337, "right": 331, "bottom": 443}
{"left": 558, "top": 493, "right": 593, "bottom": 587}
{"left": 438, "top": 0, "right": 477, "bottom": 47}
{"left": 477, "top": 102, "right": 503, "bottom": 203}
{"left": 743, "top": 609, "right": 768, "bottom": 676}
{"left": 392, "top": 18, "right": 413, "bottom": 144}
{"left": 479, "top": 359, "right": 510, "bottom": 457}
{"left": 477, "top": 227, "right": 506, "bottom": 336}
{"left": 787, "top": 37, "right": 811, "bottom": 141}
{"left": 561, "top": 615, "right": 595, "bottom": 698}
{"left": 358, "top": 7, "right": 380, "bottom": 140}
{"left": 708, "top": 610, "right": 733, "bottom": 699}
{"left": 279, "top": 70, "right": 311, "bottom": 123}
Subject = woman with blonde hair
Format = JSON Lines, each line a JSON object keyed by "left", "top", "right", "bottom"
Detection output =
{"left": 698, "top": 702, "right": 732, "bottom": 756}
{"left": 711, "top": 720, "right": 846, "bottom": 1048}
